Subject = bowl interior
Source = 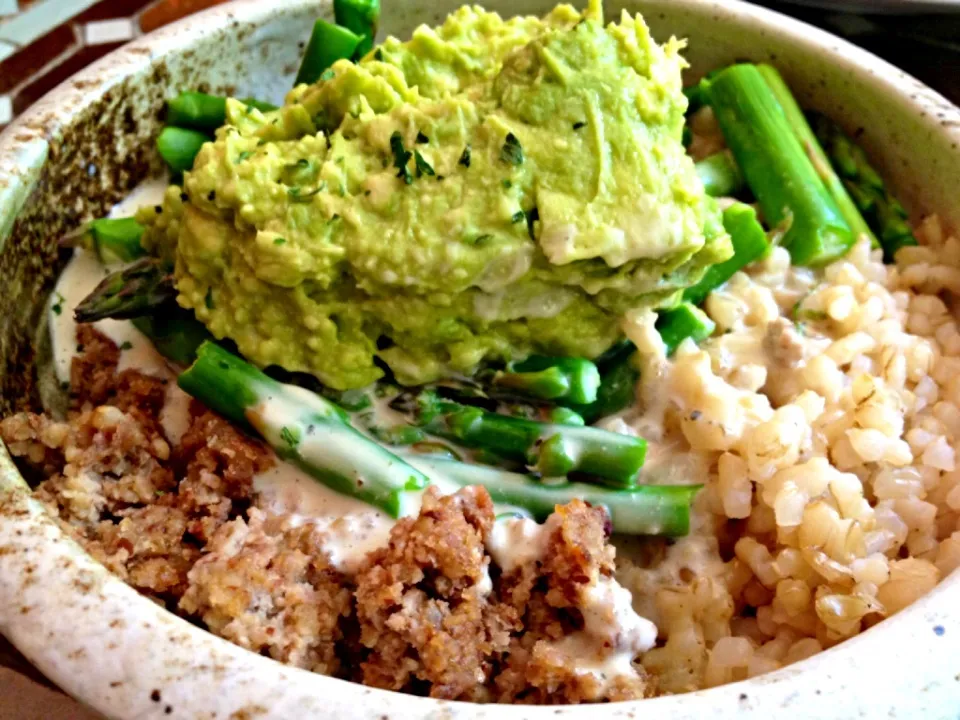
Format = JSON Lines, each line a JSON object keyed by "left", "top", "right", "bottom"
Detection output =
{"left": 0, "top": 1, "right": 958, "bottom": 719}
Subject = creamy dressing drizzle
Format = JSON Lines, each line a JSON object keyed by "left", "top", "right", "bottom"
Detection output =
{"left": 49, "top": 177, "right": 170, "bottom": 384}
{"left": 487, "top": 516, "right": 658, "bottom": 686}
{"left": 253, "top": 462, "right": 395, "bottom": 575}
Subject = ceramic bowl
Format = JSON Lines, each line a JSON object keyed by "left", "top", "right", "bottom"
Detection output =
{"left": 1, "top": 1, "right": 958, "bottom": 718}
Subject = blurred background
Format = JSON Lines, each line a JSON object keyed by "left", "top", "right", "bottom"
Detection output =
{"left": 0, "top": 0, "right": 959, "bottom": 716}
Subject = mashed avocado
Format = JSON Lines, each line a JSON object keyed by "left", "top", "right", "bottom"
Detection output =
{"left": 156, "top": 0, "right": 730, "bottom": 389}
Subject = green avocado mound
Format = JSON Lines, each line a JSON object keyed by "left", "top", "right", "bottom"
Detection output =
{"left": 158, "top": 0, "right": 730, "bottom": 390}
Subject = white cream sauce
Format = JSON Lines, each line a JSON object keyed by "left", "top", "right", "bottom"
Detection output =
{"left": 551, "top": 577, "right": 658, "bottom": 688}
{"left": 253, "top": 462, "right": 395, "bottom": 575}
{"left": 488, "top": 516, "right": 658, "bottom": 687}
{"left": 49, "top": 177, "right": 171, "bottom": 384}
{"left": 159, "top": 382, "right": 193, "bottom": 446}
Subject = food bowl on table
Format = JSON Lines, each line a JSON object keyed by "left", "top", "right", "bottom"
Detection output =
{"left": 0, "top": 0, "right": 959, "bottom": 718}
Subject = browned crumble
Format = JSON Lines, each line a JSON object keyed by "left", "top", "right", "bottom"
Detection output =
{"left": 179, "top": 509, "right": 352, "bottom": 675}
{"left": 0, "top": 328, "right": 650, "bottom": 704}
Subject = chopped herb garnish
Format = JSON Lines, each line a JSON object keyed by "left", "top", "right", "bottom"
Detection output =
{"left": 796, "top": 309, "right": 828, "bottom": 322}
{"left": 279, "top": 426, "right": 300, "bottom": 448}
{"left": 51, "top": 292, "right": 64, "bottom": 315}
{"left": 205, "top": 288, "right": 214, "bottom": 309}
{"left": 296, "top": 158, "right": 310, "bottom": 168}
{"left": 474, "top": 233, "right": 493, "bottom": 244}
{"left": 207, "top": 190, "right": 216, "bottom": 202}
{"left": 257, "top": 138, "right": 267, "bottom": 146}
{"left": 329, "top": 214, "right": 341, "bottom": 223}
{"left": 390, "top": 131, "right": 413, "bottom": 185}
{"left": 573, "top": 121, "right": 587, "bottom": 130}
{"left": 416, "top": 131, "right": 429, "bottom": 144}
{"left": 525, "top": 207, "right": 539, "bottom": 241}
{"left": 414, "top": 150, "right": 435, "bottom": 178}
{"left": 274, "top": 237, "right": 287, "bottom": 246}
{"left": 236, "top": 150, "right": 254, "bottom": 163}
{"left": 288, "top": 186, "right": 322, "bottom": 201}
{"left": 374, "top": 48, "right": 384, "bottom": 61}
{"left": 502, "top": 179, "right": 512, "bottom": 189}
{"left": 459, "top": 145, "right": 472, "bottom": 168}
{"left": 120, "top": 341, "right": 133, "bottom": 351}
{"left": 320, "top": 68, "right": 336, "bottom": 82}
{"left": 511, "top": 211, "right": 525, "bottom": 224}
{"left": 501, "top": 133, "right": 524, "bottom": 166}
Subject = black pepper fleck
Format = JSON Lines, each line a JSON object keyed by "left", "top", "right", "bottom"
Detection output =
{"left": 207, "top": 190, "right": 216, "bottom": 202}
{"left": 690, "top": 410, "right": 702, "bottom": 420}
{"left": 151, "top": 690, "right": 161, "bottom": 702}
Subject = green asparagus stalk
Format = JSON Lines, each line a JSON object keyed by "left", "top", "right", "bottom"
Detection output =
{"left": 811, "top": 113, "right": 918, "bottom": 262}
{"left": 564, "top": 341, "right": 638, "bottom": 424}
{"left": 74, "top": 258, "right": 176, "bottom": 323}
{"left": 131, "top": 308, "right": 214, "bottom": 367}
{"left": 179, "top": 342, "right": 429, "bottom": 517}
{"left": 656, "top": 303, "right": 716, "bottom": 356}
{"left": 548, "top": 407, "right": 586, "bottom": 426}
{"left": 414, "top": 392, "right": 648, "bottom": 486}
{"left": 295, "top": 19, "right": 362, "bottom": 86}
{"left": 166, "top": 92, "right": 277, "bottom": 132}
{"left": 757, "top": 64, "right": 877, "bottom": 249}
{"left": 156, "top": 126, "right": 209, "bottom": 174}
{"left": 494, "top": 356, "right": 600, "bottom": 405}
{"left": 334, "top": 0, "right": 380, "bottom": 58}
{"left": 704, "top": 64, "right": 854, "bottom": 266}
{"left": 696, "top": 151, "right": 745, "bottom": 198}
{"left": 412, "top": 457, "right": 700, "bottom": 536}
{"left": 61, "top": 217, "right": 147, "bottom": 264}
{"left": 682, "top": 201, "right": 770, "bottom": 306}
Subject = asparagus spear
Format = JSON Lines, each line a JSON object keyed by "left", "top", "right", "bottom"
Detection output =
{"left": 656, "top": 303, "right": 716, "bottom": 356}
{"left": 74, "top": 258, "right": 176, "bottom": 323}
{"left": 179, "top": 342, "right": 429, "bottom": 517}
{"left": 493, "top": 356, "right": 600, "bottom": 404}
{"left": 295, "top": 19, "right": 362, "bottom": 86}
{"left": 413, "top": 392, "right": 648, "bottom": 487}
{"left": 156, "top": 126, "right": 209, "bottom": 174}
{"left": 61, "top": 218, "right": 146, "bottom": 264}
{"left": 548, "top": 407, "right": 586, "bottom": 426}
{"left": 166, "top": 92, "right": 277, "bottom": 132}
{"left": 682, "top": 201, "right": 770, "bottom": 306}
{"left": 564, "top": 341, "right": 639, "bottom": 424}
{"left": 131, "top": 308, "right": 214, "bottom": 367}
{"left": 704, "top": 64, "right": 853, "bottom": 266}
{"left": 811, "top": 113, "right": 918, "bottom": 262}
{"left": 413, "top": 457, "right": 700, "bottom": 536}
{"left": 757, "top": 64, "right": 877, "bottom": 249}
{"left": 696, "top": 151, "right": 744, "bottom": 198}
{"left": 334, "top": 0, "right": 380, "bottom": 58}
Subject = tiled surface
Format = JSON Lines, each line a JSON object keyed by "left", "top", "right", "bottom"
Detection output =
{"left": 0, "top": 0, "right": 231, "bottom": 133}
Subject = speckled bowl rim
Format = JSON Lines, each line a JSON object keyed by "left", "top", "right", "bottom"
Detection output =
{"left": 1, "top": 1, "right": 960, "bottom": 718}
